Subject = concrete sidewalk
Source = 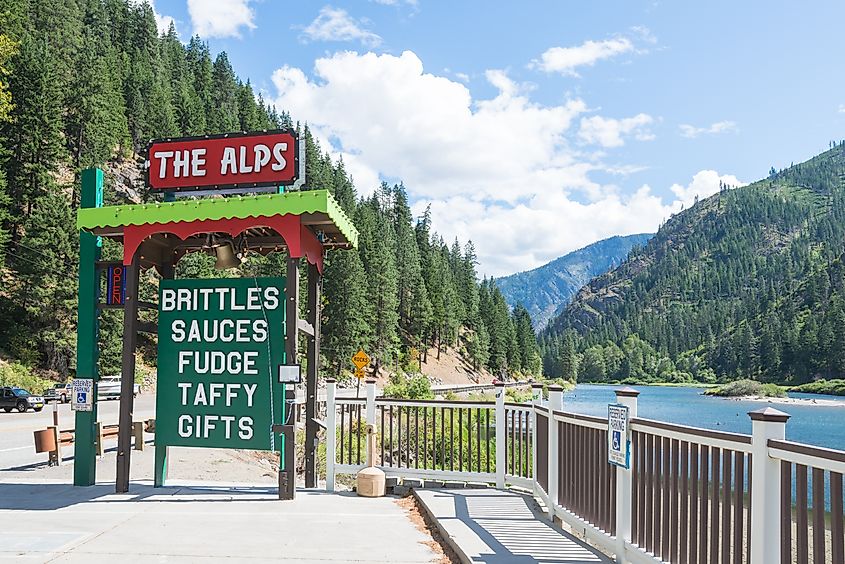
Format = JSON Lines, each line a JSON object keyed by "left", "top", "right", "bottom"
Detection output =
{"left": 414, "top": 489, "right": 611, "bottom": 564}
{"left": 0, "top": 480, "right": 438, "bottom": 563}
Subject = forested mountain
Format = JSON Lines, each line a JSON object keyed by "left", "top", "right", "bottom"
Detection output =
{"left": 0, "top": 0, "right": 541, "bottom": 383}
{"left": 541, "top": 143, "right": 845, "bottom": 385}
{"left": 496, "top": 234, "right": 651, "bottom": 330}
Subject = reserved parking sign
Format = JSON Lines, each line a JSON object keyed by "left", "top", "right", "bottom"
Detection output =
{"left": 71, "top": 379, "right": 94, "bottom": 412}
{"left": 607, "top": 404, "right": 630, "bottom": 468}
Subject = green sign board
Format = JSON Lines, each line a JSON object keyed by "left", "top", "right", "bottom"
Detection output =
{"left": 156, "top": 277, "right": 286, "bottom": 451}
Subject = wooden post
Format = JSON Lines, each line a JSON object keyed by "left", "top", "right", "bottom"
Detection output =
{"left": 547, "top": 385, "right": 564, "bottom": 521}
{"left": 49, "top": 425, "right": 60, "bottom": 466}
{"left": 115, "top": 252, "right": 140, "bottom": 494}
{"left": 95, "top": 421, "right": 104, "bottom": 457}
{"left": 614, "top": 387, "right": 639, "bottom": 564}
{"left": 326, "top": 379, "right": 337, "bottom": 492}
{"left": 133, "top": 421, "right": 145, "bottom": 451}
{"left": 305, "top": 261, "right": 321, "bottom": 488}
{"left": 749, "top": 407, "right": 789, "bottom": 564}
{"left": 74, "top": 168, "right": 102, "bottom": 487}
{"left": 495, "top": 382, "right": 505, "bottom": 488}
{"left": 283, "top": 256, "right": 300, "bottom": 498}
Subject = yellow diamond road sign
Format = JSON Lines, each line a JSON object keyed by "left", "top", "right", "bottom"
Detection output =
{"left": 352, "top": 349, "right": 370, "bottom": 369}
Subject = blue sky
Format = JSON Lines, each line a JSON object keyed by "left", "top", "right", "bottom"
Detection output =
{"left": 153, "top": 0, "right": 845, "bottom": 276}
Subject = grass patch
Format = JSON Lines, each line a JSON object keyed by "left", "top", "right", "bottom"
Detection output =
{"left": 790, "top": 379, "right": 845, "bottom": 396}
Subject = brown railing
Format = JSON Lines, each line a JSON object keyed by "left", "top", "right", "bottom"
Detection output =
{"left": 327, "top": 382, "right": 845, "bottom": 564}
{"left": 337, "top": 400, "right": 366, "bottom": 465}
{"left": 504, "top": 404, "right": 533, "bottom": 479}
{"left": 536, "top": 407, "right": 549, "bottom": 493}
{"left": 631, "top": 420, "right": 752, "bottom": 564}
{"left": 556, "top": 412, "right": 617, "bottom": 535}
{"left": 769, "top": 439, "right": 845, "bottom": 564}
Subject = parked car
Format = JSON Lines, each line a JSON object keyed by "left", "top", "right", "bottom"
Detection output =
{"left": 44, "top": 383, "right": 73, "bottom": 403}
{"left": 0, "top": 387, "right": 44, "bottom": 412}
{"left": 97, "top": 376, "right": 140, "bottom": 400}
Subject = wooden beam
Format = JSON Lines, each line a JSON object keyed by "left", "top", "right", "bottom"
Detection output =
{"left": 283, "top": 256, "right": 300, "bottom": 500}
{"left": 115, "top": 252, "right": 140, "bottom": 494}
{"left": 305, "top": 261, "right": 321, "bottom": 488}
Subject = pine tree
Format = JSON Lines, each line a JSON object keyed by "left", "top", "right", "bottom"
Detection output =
{"left": 209, "top": 52, "right": 239, "bottom": 132}
{"left": 3, "top": 34, "right": 65, "bottom": 236}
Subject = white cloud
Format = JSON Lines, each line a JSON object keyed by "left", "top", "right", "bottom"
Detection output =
{"left": 534, "top": 37, "right": 633, "bottom": 76}
{"left": 532, "top": 28, "right": 655, "bottom": 76}
{"left": 669, "top": 170, "right": 745, "bottom": 207}
{"left": 371, "top": 0, "right": 418, "bottom": 5}
{"left": 187, "top": 0, "right": 255, "bottom": 39}
{"left": 270, "top": 50, "right": 738, "bottom": 276}
{"left": 838, "top": 104, "right": 845, "bottom": 114}
{"left": 679, "top": 120, "right": 738, "bottom": 138}
{"left": 578, "top": 113, "right": 654, "bottom": 148}
{"left": 300, "top": 7, "right": 382, "bottom": 47}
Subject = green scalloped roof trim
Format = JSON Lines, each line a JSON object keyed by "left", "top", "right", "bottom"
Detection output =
{"left": 77, "top": 190, "right": 358, "bottom": 248}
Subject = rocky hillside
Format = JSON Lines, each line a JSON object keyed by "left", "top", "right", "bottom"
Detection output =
{"left": 542, "top": 143, "right": 845, "bottom": 385}
{"left": 496, "top": 234, "right": 651, "bottom": 330}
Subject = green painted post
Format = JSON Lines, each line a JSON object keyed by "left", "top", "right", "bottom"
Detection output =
{"left": 74, "top": 168, "right": 103, "bottom": 486}
{"left": 153, "top": 440, "right": 168, "bottom": 487}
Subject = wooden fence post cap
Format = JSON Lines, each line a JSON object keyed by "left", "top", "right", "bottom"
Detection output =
{"left": 615, "top": 386, "right": 641, "bottom": 398}
{"left": 748, "top": 407, "right": 790, "bottom": 423}
{"left": 548, "top": 385, "right": 565, "bottom": 392}
{"left": 365, "top": 379, "right": 376, "bottom": 384}
{"left": 493, "top": 380, "right": 505, "bottom": 387}
{"left": 325, "top": 378, "right": 336, "bottom": 384}
{"left": 530, "top": 383, "right": 544, "bottom": 389}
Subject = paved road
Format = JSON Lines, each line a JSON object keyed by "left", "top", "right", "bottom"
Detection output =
{"left": 0, "top": 394, "right": 156, "bottom": 472}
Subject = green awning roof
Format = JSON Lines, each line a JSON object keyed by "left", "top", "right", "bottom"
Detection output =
{"left": 77, "top": 189, "right": 358, "bottom": 248}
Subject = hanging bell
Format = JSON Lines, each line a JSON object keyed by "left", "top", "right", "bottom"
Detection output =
{"left": 214, "top": 241, "right": 241, "bottom": 270}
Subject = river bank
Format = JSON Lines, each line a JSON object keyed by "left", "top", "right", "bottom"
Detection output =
{"left": 722, "top": 394, "right": 845, "bottom": 408}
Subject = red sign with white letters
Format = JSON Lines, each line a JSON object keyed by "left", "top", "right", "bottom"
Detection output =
{"left": 146, "top": 130, "right": 298, "bottom": 191}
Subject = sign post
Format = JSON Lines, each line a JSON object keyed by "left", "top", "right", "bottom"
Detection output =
{"left": 351, "top": 349, "right": 370, "bottom": 397}
{"left": 154, "top": 277, "right": 286, "bottom": 486}
{"left": 607, "top": 403, "right": 631, "bottom": 469}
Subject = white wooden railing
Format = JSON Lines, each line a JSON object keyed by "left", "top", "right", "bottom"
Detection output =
{"left": 324, "top": 380, "right": 845, "bottom": 564}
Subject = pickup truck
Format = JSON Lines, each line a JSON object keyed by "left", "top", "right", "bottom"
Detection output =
{"left": 44, "top": 383, "right": 73, "bottom": 403}
{"left": 98, "top": 376, "right": 141, "bottom": 400}
{"left": 0, "top": 387, "right": 45, "bottom": 412}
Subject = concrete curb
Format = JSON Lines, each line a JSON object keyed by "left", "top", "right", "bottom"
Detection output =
{"left": 411, "top": 488, "right": 472, "bottom": 564}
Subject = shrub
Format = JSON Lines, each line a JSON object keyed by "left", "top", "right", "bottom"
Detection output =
{"left": 505, "top": 387, "right": 533, "bottom": 403}
{"left": 0, "top": 362, "right": 55, "bottom": 394}
{"left": 382, "top": 372, "right": 434, "bottom": 400}
{"left": 705, "top": 379, "right": 786, "bottom": 398}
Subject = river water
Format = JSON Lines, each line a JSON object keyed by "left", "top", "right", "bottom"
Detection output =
{"left": 561, "top": 384, "right": 844, "bottom": 451}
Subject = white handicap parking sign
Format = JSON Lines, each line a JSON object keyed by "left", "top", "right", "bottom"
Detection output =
{"left": 607, "top": 404, "right": 630, "bottom": 468}
{"left": 72, "top": 379, "right": 94, "bottom": 412}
